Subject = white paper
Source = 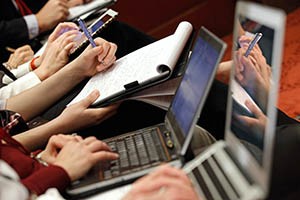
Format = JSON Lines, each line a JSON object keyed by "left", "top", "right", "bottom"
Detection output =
{"left": 68, "top": 0, "right": 115, "bottom": 20}
{"left": 69, "top": 21, "right": 193, "bottom": 106}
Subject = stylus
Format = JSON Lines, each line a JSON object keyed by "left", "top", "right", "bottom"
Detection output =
{"left": 244, "top": 32, "right": 263, "bottom": 57}
{"left": 78, "top": 18, "right": 97, "bottom": 48}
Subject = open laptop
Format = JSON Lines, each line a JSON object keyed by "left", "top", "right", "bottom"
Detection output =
{"left": 182, "top": 1, "right": 286, "bottom": 200}
{"left": 66, "top": 26, "right": 227, "bottom": 198}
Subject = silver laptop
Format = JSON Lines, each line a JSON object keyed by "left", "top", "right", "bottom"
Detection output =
{"left": 66, "top": 26, "right": 227, "bottom": 198}
{"left": 183, "top": 1, "right": 286, "bottom": 200}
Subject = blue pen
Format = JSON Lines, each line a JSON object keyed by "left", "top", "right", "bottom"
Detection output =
{"left": 244, "top": 32, "right": 263, "bottom": 57}
{"left": 78, "top": 18, "right": 97, "bottom": 48}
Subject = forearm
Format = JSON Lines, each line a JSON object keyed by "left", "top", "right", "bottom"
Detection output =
{"left": 13, "top": 117, "right": 64, "bottom": 151}
{"left": 6, "top": 62, "right": 85, "bottom": 121}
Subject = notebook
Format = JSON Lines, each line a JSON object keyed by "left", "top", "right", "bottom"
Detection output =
{"left": 182, "top": 1, "right": 286, "bottom": 200}
{"left": 65, "top": 26, "right": 227, "bottom": 198}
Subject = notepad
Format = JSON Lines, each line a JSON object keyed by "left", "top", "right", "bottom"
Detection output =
{"left": 68, "top": 21, "right": 193, "bottom": 107}
{"left": 67, "top": 0, "right": 116, "bottom": 21}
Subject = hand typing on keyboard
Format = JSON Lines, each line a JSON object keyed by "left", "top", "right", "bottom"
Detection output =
{"left": 122, "top": 164, "right": 200, "bottom": 200}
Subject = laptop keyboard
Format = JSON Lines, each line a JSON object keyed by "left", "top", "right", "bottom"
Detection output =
{"left": 101, "top": 127, "right": 170, "bottom": 180}
{"left": 191, "top": 147, "right": 252, "bottom": 200}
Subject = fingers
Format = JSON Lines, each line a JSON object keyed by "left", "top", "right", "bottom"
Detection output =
{"left": 97, "top": 42, "right": 117, "bottom": 70}
{"left": 82, "top": 136, "right": 112, "bottom": 152}
{"left": 49, "top": 134, "right": 83, "bottom": 148}
{"left": 135, "top": 164, "right": 189, "bottom": 187}
{"left": 245, "top": 100, "right": 263, "bottom": 118}
{"left": 48, "top": 22, "right": 79, "bottom": 42}
{"left": 132, "top": 165, "right": 192, "bottom": 193}
{"left": 80, "top": 90, "right": 100, "bottom": 108}
{"left": 92, "top": 151, "right": 119, "bottom": 161}
{"left": 88, "top": 38, "right": 117, "bottom": 71}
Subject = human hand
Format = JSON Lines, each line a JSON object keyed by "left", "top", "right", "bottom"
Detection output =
{"left": 67, "top": 37, "right": 117, "bottom": 77}
{"left": 34, "top": 23, "right": 80, "bottom": 80}
{"left": 123, "top": 164, "right": 200, "bottom": 200}
{"left": 6, "top": 45, "right": 34, "bottom": 69}
{"left": 53, "top": 136, "right": 119, "bottom": 181}
{"left": 235, "top": 99, "right": 266, "bottom": 137}
{"left": 36, "top": 0, "right": 69, "bottom": 33}
{"left": 54, "top": 90, "right": 119, "bottom": 133}
{"left": 67, "top": 0, "right": 92, "bottom": 7}
{"left": 41, "top": 134, "right": 83, "bottom": 164}
{"left": 234, "top": 37, "right": 271, "bottom": 110}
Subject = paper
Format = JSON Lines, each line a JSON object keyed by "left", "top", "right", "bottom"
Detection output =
{"left": 67, "top": 0, "right": 116, "bottom": 20}
{"left": 231, "top": 79, "right": 261, "bottom": 113}
{"left": 68, "top": 21, "right": 193, "bottom": 106}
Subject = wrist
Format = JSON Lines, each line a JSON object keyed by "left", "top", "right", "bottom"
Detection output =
{"left": 30, "top": 56, "right": 41, "bottom": 71}
{"left": 35, "top": 14, "right": 47, "bottom": 33}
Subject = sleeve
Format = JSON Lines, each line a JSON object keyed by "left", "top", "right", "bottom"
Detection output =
{"left": 0, "top": 72, "right": 41, "bottom": 99}
{"left": 23, "top": 15, "right": 39, "bottom": 39}
{"left": 2, "top": 61, "right": 32, "bottom": 84}
{"left": 21, "top": 165, "right": 71, "bottom": 195}
{"left": 0, "top": 18, "right": 29, "bottom": 48}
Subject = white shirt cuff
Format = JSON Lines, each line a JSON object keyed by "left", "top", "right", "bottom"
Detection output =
{"left": 2, "top": 61, "right": 31, "bottom": 84}
{"left": 0, "top": 72, "right": 41, "bottom": 99}
{"left": 24, "top": 15, "right": 39, "bottom": 39}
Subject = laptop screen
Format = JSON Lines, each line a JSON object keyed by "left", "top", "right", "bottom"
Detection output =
{"left": 225, "top": 1, "right": 285, "bottom": 192}
{"left": 166, "top": 27, "right": 226, "bottom": 155}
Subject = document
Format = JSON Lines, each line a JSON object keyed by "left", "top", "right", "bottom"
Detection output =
{"left": 68, "top": 21, "right": 193, "bottom": 107}
{"left": 67, "top": 0, "right": 116, "bottom": 20}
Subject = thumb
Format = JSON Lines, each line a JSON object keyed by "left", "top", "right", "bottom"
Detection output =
{"left": 80, "top": 90, "right": 100, "bottom": 108}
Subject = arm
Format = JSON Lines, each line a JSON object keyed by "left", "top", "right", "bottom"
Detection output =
{"left": 23, "top": 135, "right": 119, "bottom": 195}
{"left": 13, "top": 90, "right": 119, "bottom": 151}
{"left": 6, "top": 37, "right": 117, "bottom": 121}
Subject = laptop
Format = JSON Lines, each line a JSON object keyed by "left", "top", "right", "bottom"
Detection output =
{"left": 66, "top": 26, "right": 227, "bottom": 198}
{"left": 182, "top": 1, "right": 286, "bottom": 200}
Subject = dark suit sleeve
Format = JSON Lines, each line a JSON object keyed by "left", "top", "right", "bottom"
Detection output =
{"left": 0, "top": 17, "right": 29, "bottom": 48}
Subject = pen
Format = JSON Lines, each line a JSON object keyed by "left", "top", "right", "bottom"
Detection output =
{"left": 1, "top": 63, "right": 17, "bottom": 81}
{"left": 77, "top": 18, "right": 97, "bottom": 48}
{"left": 244, "top": 32, "right": 263, "bottom": 57}
{"left": 6, "top": 47, "right": 16, "bottom": 53}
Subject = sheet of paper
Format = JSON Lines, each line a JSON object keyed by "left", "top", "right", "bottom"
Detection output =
{"left": 129, "top": 76, "right": 180, "bottom": 98}
{"left": 132, "top": 95, "right": 174, "bottom": 111}
{"left": 67, "top": 0, "right": 115, "bottom": 20}
{"left": 232, "top": 79, "right": 261, "bottom": 113}
{"left": 69, "top": 21, "right": 193, "bottom": 106}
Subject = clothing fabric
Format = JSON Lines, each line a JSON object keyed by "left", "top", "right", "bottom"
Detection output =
{"left": 14, "top": 0, "right": 32, "bottom": 15}
{"left": 0, "top": 128, "right": 71, "bottom": 195}
{"left": 0, "top": 0, "right": 47, "bottom": 63}
{"left": 0, "top": 71, "right": 41, "bottom": 99}
{"left": 0, "top": 160, "right": 29, "bottom": 200}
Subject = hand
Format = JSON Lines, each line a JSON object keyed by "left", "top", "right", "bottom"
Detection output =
{"left": 67, "top": 0, "right": 92, "bottom": 7}
{"left": 123, "top": 164, "right": 200, "bottom": 200}
{"left": 41, "top": 134, "right": 83, "bottom": 164}
{"left": 67, "top": 37, "right": 117, "bottom": 77}
{"left": 53, "top": 90, "right": 119, "bottom": 133}
{"left": 235, "top": 99, "right": 267, "bottom": 137}
{"left": 234, "top": 37, "right": 271, "bottom": 111}
{"left": 6, "top": 45, "right": 34, "bottom": 69}
{"left": 36, "top": 0, "right": 69, "bottom": 33}
{"left": 52, "top": 136, "right": 119, "bottom": 181}
{"left": 35, "top": 23, "right": 80, "bottom": 80}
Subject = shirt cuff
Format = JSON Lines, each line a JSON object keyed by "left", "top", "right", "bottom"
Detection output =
{"left": 0, "top": 72, "right": 41, "bottom": 99}
{"left": 24, "top": 15, "right": 39, "bottom": 39}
